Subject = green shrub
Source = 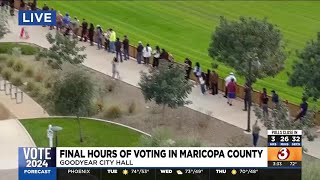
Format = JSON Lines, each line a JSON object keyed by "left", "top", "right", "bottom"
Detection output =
{"left": 6, "top": 59, "right": 15, "bottom": 67}
{"left": 104, "top": 106, "right": 122, "bottom": 119}
{"left": 26, "top": 81, "right": 35, "bottom": 91}
{"left": 30, "top": 85, "right": 41, "bottom": 97}
{"left": 24, "top": 68, "right": 34, "bottom": 77}
{"left": 44, "top": 80, "right": 52, "bottom": 89}
{"left": 0, "top": 66, "right": 3, "bottom": 73}
{"left": 11, "top": 76, "right": 23, "bottom": 86}
{"left": 13, "top": 61, "right": 24, "bottom": 72}
{"left": 0, "top": 55, "right": 7, "bottom": 62}
{"left": 128, "top": 101, "right": 136, "bottom": 114}
{"left": 34, "top": 72, "right": 44, "bottom": 82}
{"left": 1, "top": 68, "right": 12, "bottom": 80}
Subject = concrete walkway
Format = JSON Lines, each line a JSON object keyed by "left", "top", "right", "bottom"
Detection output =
{"left": 1, "top": 15, "right": 319, "bottom": 159}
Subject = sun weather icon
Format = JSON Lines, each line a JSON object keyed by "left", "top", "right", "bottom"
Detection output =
{"left": 231, "top": 169, "right": 237, "bottom": 175}
{"left": 122, "top": 169, "right": 129, "bottom": 175}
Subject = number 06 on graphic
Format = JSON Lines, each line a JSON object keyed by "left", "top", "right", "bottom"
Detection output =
{"left": 267, "top": 130, "right": 302, "bottom": 168}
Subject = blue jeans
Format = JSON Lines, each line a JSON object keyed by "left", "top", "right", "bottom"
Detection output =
{"left": 123, "top": 49, "right": 129, "bottom": 60}
{"left": 253, "top": 133, "right": 259, "bottom": 147}
{"left": 109, "top": 41, "right": 115, "bottom": 53}
{"left": 137, "top": 52, "right": 142, "bottom": 64}
{"left": 97, "top": 38, "right": 102, "bottom": 49}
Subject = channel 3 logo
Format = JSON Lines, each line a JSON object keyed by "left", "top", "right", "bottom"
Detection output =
{"left": 277, "top": 148, "right": 290, "bottom": 160}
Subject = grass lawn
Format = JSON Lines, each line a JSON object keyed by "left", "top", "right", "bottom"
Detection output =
{"left": 0, "top": 42, "right": 39, "bottom": 55}
{"left": 20, "top": 118, "right": 144, "bottom": 147}
{"left": 39, "top": 1, "right": 320, "bottom": 105}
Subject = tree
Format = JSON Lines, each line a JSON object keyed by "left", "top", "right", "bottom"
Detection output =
{"left": 51, "top": 69, "right": 95, "bottom": 142}
{"left": 0, "top": 8, "right": 10, "bottom": 39}
{"left": 288, "top": 32, "right": 320, "bottom": 101}
{"left": 208, "top": 16, "right": 287, "bottom": 132}
{"left": 139, "top": 128, "right": 202, "bottom": 147}
{"left": 38, "top": 32, "right": 86, "bottom": 69}
{"left": 138, "top": 62, "right": 193, "bottom": 114}
{"left": 254, "top": 101, "right": 317, "bottom": 142}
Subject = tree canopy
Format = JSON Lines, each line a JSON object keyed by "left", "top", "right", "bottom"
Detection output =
{"left": 139, "top": 62, "right": 193, "bottom": 109}
{"left": 288, "top": 33, "right": 320, "bottom": 101}
{"left": 52, "top": 69, "right": 94, "bottom": 116}
{"left": 39, "top": 32, "right": 86, "bottom": 69}
{"left": 208, "top": 16, "right": 286, "bottom": 82}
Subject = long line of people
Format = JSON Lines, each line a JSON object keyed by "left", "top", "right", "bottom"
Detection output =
{"left": 16, "top": 2, "right": 309, "bottom": 124}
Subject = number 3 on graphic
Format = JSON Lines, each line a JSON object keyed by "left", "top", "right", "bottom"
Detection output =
{"left": 277, "top": 148, "right": 290, "bottom": 160}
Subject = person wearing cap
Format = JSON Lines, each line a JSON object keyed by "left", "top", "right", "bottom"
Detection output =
{"left": 109, "top": 29, "right": 116, "bottom": 53}
{"left": 136, "top": 41, "right": 144, "bottom": 64}
{"left": 224, "top": 72, "right": 236, "bottom": 98}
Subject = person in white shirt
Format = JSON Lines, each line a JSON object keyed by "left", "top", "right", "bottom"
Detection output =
{"left": 224, "top": 72, "right": 236, "bottom": 98}
{"left": 142, "top": 44, "right": 152, "bottom": 65}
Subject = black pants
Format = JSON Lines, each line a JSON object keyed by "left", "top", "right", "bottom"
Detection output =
{"left": 224, "top": 87, "right": 228, "bottom": 97}
{"left": 153, "top": 57, "right": 159, "bottom": 67}
{"left": 185, "top": 69, "right": 191, "bottom": 80}
{"left": 104, "top": 39, "right": 109, "bottom": 50}
{"left": 144, "top": 57, "right": 150, "bottom": 65}
{"left": 211, "top": 83, "right": 218, "bottom": 95}
{"left": 81, "top": 30, "right": 87, "bottom": 41}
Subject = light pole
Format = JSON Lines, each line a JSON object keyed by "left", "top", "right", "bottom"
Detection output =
{"left": 51, "top": 126, "right": 63, "bottom": 147}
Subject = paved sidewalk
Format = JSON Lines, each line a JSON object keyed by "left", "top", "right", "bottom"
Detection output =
{"left": 1, "top": 16, "right": 319, "bottom": 159}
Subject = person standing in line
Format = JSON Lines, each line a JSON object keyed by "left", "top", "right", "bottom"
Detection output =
{"left": 104, "top": 29, "right": 111, "bottom": 51}
{"left": 205, "top": 70, "right": 210, "bottom": 91}
{"left": 122, "top": 35, "right": 129, "bottom": 60}
{"left": 160, "top": 49, "right": 169, "bottom": 61}
{"left": 210, "top": 70, "right": 219, "bottom": 95}
{"left": 56, "top": 11, "right": 63, "bottom": 32}
{"left": 136, "top": 41, "right": 144, "bottom": 64}
{"left": 96, "top": 25, "right": 103, "bottom": 50}
{"left": 42, "top": 3, "right": 49, "bottom": 27}
{"left": 199, "top": 72, "right": 206, "bottom": 95}
{"left": 88, "top": 23, "right": 94, "bottom": 46}
{"left": 62, "top": 13, "right": 71, "bottom": 29}
{"left": 227, "top": 78, "right": 236, "bottom": 106}
{"left": 49, "top": 8, "right": 55, "bottom": 30}
{"left": 224, "top": 72, "right": 236, "bottom": 98}
{"left": 260, "top": 88, "right": 269, "bottom": 117}
{"left": 80, "top": 19, "right": 88, "bottom": 42}
{"left": 295, "top": 97, "right": 308, "bottom": 121}
{"left": 193, "top": 62, "right": 202, "bottom": 84}
{"left": 184, "top": 58, "right": 192, "bottom": 80}
{"left": 142, "top": 44, "right": 152, "bottom": 65}
{"left": 111, "top": 57, "right": 120, "bottom": 80}
{"left": 115, "top": 38, "right": 123, "bottom": 62}
{"left": 271, "top": 90, "right": 279, "bottom": 109}
{"left": 109, "top": 29, "right": 116, "bottom": 53}
{"left": 72, "top": 17, "right": 80, "bottom": 39}
{"left": 252, "top": 121, "right": 261, "bottom": 147}
{"left": 243, "top": 81, "right": 252, "bottom": 111}
{"left": 152, "top": 46, "right": 161, "bottom": 68}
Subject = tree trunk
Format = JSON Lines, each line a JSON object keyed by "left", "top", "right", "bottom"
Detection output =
{"left": 77, "top": 115, "right": 83, "bottom": 142}
{"left": 246, "top": 58, "right": 253, "bottom": 132}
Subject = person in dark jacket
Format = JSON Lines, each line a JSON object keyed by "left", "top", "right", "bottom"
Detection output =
{"left": 260, "top": 88, "right": 269, "bottom": 117}
{"left": 115, "top": 38, "right": 123, "bottom": 62}
{"left": 42, "top": 3, "right": 49, "bottom": 10}
{"left": 205, "top": 70, "right": 210, "bottom": 91}
{"left": 184, "top": 58, "right": 192, "bottom": 80}
{"left": 122, "top": 35, "right": 129, "bottom": 60}
{"left": 136, "top": 41, "right": 143, "bottom": 64}
{"left": 96, "top": 25, "right": 103, "bottom": 50}
{"left": 160, "top": 49, "right": 169, "bottom": 61}
{"left": 210, "top": 70, "right": 219, "bottom": 95}
{"left": 88, "top": 23, "right": 94, "bottom": 46}
{"left": 243, "top": 81, "right": 252, "bottom": 111}
{"left": 80, "top": 19, "right": 88, "bottom": 42}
